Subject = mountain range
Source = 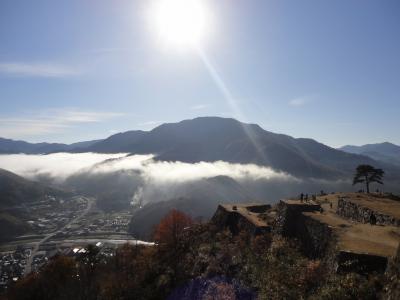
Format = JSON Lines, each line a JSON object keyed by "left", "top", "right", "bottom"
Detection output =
{"left": 340, "top": 142, "right": 400, "bottom": 166}
{"left": 2, "top": 117, "right": 397, "bottom": 180}
{"left": 0, "top": 137, "right": 102, "bottom": 154}
{"left": 1, "top": 117, "right": 400, "bottom": 240}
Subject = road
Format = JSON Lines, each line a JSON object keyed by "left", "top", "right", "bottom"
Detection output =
{"left": 24, "top": 197, "right": 94, "bottom": 276}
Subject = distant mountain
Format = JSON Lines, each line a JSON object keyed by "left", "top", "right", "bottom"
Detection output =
{"left": 87, "top": 117, "right": 386, "bottom": 179}
{"left": 0, "top": 168, "right": 69, "bottom": 241}
{"left": 83, "top": 130, "right": 146, "bottom": 153}
{"left": 0, "top": 168, "right": 66, "bottom": 208}
{"left": 2, "top": 117, "right": 399, "bottom": 180}
{"left": 340, "top": 142, "right": 400, "bottom": 166}
{"left": 0, "top": 137, "right": 102, "bottom": 154}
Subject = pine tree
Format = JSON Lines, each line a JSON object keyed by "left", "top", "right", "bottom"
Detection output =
{"left": 353, "top": 164, "right": 384, "bottom": 193}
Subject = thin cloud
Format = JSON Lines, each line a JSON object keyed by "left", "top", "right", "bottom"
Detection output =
{"left": 0, "top": 62, "right": 81, "bottom": 78}
{"left": 289, "top": 96, "right": 312, "bottom": 107}
{"left": 0, "top": 109, "right": 124, "bottom": 139}
{"left": 137, "top": 121, "right": 162, "bottom": 128}
{"left": 190, "top": 104, "right": 210, "bottom": 110}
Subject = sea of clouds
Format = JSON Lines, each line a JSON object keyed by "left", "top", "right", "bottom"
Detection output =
{"left": 0, "top": 153, "right": 297, "bottom": 183}
{"left": 0, "top": 153, "right": 351, "bottom": 208}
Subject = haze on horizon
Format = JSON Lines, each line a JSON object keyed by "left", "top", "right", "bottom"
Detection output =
{"left": 0, "top": 0, "right": 399, "bottom": 147}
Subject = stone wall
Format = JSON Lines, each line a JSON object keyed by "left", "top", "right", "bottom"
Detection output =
{"left": 299, "top": 214, "right": 335, "bottom": 258}
{"left": 274, "top": 200, "right": 334, "bottom": 258}
{"left": 246, "top": 204, "right": 271, "bottom": 214}
{"left": 274, "top": 200, "right": 321, "bottom": 236}
{"left": 337, "top": 251, "right": 388, "bottom": 275}
{"left": 336, "top": 197, "right": 400, "bottom": 226}
{"left": 211, "top": 205, "right": 270, "bottom": 236}
{"left": 384, "top": 245, "right": 400, "bottom": 299}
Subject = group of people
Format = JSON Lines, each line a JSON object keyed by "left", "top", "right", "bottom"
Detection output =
{"left": 299, "top": 191, "right": 333, "bottom": 211}
{"left": 299, "top": 193, "right": 318, "bottom": 203}
{"left": 299, "top": 190, "right": 328, "bottom": 203}
{"left": 300, "top": 193, "right": 309, "bottom": 202}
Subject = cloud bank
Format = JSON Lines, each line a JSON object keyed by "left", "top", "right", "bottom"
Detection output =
{"left": 0, "top": 153, "right": 352, "bottom": 211}
{"left": 0, "top": 153, "right": 128, "bottom": 181}
{"left": 0, "top": 153, "right": 294, "bottom": 183}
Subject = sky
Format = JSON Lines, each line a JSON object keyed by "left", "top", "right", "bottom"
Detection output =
{"left": 0, "top": 0, "right": 399, "bottom": 147}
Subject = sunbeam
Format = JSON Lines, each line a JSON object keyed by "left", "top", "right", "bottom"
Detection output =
{"left": 195, "top": 47, "right": 268, "bottom": 163}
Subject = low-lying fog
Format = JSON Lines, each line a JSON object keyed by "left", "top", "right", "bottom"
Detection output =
{"left": 0, "top": 153, "right": 352, "bottom": 211}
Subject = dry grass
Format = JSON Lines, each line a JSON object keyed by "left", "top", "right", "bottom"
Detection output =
{"left": 302, "top": 192, "right": 400, "bottom": 257}
{"left": 221, "top": 204, "right": 270, "bottom": 227}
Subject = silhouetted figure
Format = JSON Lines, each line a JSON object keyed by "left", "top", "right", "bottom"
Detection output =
{"left": 330, "top": 202, "right": 333, "bottom": 209}
{"left": 300, "top": 193, "right": 304, "bottom": 202}
{"left": 370, "top": 214, "right": 377, "bottom": 225}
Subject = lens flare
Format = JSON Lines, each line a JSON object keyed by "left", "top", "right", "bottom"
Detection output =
{"left": 150, "top": 0, "right": 210, "bottom": 48}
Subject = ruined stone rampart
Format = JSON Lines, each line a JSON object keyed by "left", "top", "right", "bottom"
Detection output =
{"left": 299, "top": 213, "right": 335, "bottom": 258}
{"left": 274, "top": 200, "right": 334, "bottom": 258}
{"left": 211, "top": 205, "right": 270, "bottom": 236}
{"left": 384, "top": 245, "right": 400, "bottom": 299}
{"left": 337, "top": 197, "right": 400, "bottom": 226}
{"left": 274, "top": 200, "right": 321, "bottom": 236}
{"left": 337, "top": 251, "right": 388, "bottom": 274}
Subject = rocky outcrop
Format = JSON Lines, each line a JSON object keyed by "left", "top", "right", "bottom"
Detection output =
{"left": 337, "top": 197, "right": 400, "bottom": 226}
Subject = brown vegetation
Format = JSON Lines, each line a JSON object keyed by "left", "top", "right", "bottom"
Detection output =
{"left": 3, "top": 209, "right": 392, "bottom": 300}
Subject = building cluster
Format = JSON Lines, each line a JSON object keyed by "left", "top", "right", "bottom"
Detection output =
{"left": 54, "top": 211, "right": 132, "bottom": 238}
{"left": 0, "top": 240, "right": 122, "bottom": 292}
{"left": 0, "top": 248, "right": 30, "bottom": 292}
{"left": 23, "top": 196, "right": 88, "bottom": 235}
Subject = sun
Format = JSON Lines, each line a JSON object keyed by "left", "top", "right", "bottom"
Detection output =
{"left": 150, "top": 0, "right": 210, "bottom": 48}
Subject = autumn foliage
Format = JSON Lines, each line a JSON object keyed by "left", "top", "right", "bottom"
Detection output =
{"left": 153, "top": 209, "right": 193, "bottom": 246}
{"left": 4, "top": 211, "right": 386, "bottom": 300}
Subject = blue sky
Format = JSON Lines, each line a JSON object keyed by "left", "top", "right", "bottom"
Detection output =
{"left": 0, "top": 0, "right": 399, "bottom": 147}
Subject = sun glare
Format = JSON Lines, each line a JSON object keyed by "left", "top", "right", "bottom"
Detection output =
{"left": 150, "top": 0, "right": 210, "bottom": 48}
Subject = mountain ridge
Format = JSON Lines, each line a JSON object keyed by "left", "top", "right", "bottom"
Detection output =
{"left": 0, "top": 137, "right": 102, "bottom": 154}
{"left": 340, "top": 142, "right": 400, "bottom": 166}
{"left": 1, "top": 117, "right": 398, "bottom": 180}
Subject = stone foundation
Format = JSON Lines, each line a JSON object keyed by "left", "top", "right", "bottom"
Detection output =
{"left": 274, "top": 200, "right": 321, "bottom": 236}
{"left": 337, "top": 251, "right": 388, "bottom": 274}
{"left": 211, "top": 205, "right": 271, "bottom": 236}
{"left": 337, "top": 197, "right": 400, "bottom": 226}
{"left": 275, "top": 200, "right": 334, "bottom": 258}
